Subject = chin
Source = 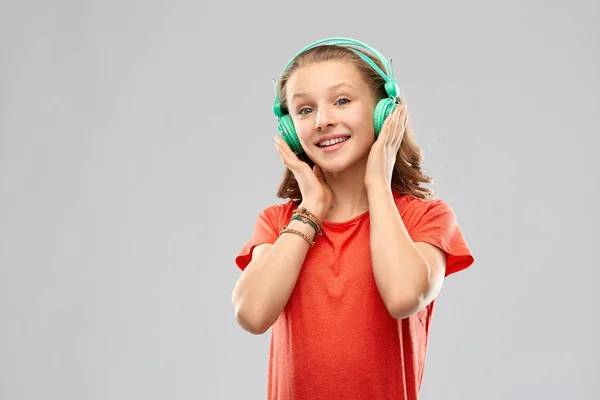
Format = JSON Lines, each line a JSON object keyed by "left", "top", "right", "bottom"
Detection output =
{"left": 319, "top": 161, "right": 349, "bottom": 174}
{"left": 308, "top": 140, "right": 368, "bottom": 174}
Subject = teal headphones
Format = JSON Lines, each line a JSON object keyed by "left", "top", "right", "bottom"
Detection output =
{"left": 272, "top": 37, "right": 400, "bottom": 155}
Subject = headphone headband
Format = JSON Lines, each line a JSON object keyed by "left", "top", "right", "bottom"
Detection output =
{"left": 279, "top": 37, "right": 392, "bottom": 80}
{"left": 273, "top": 37, "right": 399, "bottom": 118}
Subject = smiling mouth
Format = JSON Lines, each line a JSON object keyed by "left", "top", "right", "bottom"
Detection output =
{"left": 317, "top": 136, "right": 350, "bottom": 148}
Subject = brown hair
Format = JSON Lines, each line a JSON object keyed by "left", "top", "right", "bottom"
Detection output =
{"left": 275, "top": 44, "right": 434, "bottom": 201}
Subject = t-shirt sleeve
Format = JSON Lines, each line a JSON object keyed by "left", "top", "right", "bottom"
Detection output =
{"left": 409, "top": 200, "right": 474, "bottom": 277}
{"left": 235, "top": 205, "right": 282, "bottom": 271}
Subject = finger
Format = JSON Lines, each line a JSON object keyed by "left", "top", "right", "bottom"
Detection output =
{"left": 274, "top": 135, "right": 293, "bottom": 155}
{"left": 381, "top": 107, "right": 394, "bottom": 146}
{"left": 384, "top": 105, "right": 402, "bottom": 146}
{"left": 391, "top": 106, "right": 402, "bottom": 145}
{"left": 274, "top": 136, "right": 297, "bottom": 160}
{"left": 391, "top": 104, "right": 407, "bottom": 148}
{"left": 313, "top": 165, "right": 326, "bottom": 182}
{"left": 274, "top": 137, "right": 297, "bottom": 170}
{"left": 275, "top": 136, "right": 310, "bottom": 178}
{"left": 400, "top": 106, "right": 409, "bottom": 145}
{"left": 391, "top": 104, "right": 407, "bottom": 149}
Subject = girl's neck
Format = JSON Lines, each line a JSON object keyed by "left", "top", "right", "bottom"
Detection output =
{"left": 322, "top": 161, "right": 370, "bottom": 223}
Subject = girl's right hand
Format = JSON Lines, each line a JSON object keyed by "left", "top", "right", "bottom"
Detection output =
{"left": 274, "top": 136, "right": 333, "bottom": 220}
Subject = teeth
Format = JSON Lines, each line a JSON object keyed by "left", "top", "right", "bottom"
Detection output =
{"left": 319, "top": 136, "right": 349, "bottom": 147}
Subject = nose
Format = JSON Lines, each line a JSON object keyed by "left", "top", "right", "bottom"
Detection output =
{"left": 315, "top": 107, "right": 336, "bottom": 131}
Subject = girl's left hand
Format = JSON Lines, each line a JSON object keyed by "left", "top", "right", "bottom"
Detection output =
{"left": 364, "top": 102, "right": 408, "bottom": 190}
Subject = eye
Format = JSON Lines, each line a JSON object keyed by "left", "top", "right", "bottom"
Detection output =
{"left": 296, "top": 97, "right": 350, "bottom": 116}
{"left": 298, "top": 107, "right": 313, "bottom": 116}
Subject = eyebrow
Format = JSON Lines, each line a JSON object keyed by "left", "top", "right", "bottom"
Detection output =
{"left": 290, "top": 82, "right": 356, "bottom": 101}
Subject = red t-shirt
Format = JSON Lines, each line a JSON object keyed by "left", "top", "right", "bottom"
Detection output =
{"left": 235, "top": 191, "right": 474, "bottom": 399}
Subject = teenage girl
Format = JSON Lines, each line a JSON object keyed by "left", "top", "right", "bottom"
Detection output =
{"left": 231, "top": 37, "right": 475, "bottom": 400}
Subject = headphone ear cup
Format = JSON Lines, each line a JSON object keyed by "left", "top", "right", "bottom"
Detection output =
{"left": 277, "top": 115, "right": 304, "bottom": 155}
{"left": 373, "top": 99, "right": 398, "bottom": 137}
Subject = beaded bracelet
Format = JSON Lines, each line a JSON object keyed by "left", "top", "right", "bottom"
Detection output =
{"left": 291, "top": 207, "right": 323, "bottom": 235}
{"left": 280, "top": 225, "right": 315, "bottom": 247}
{"left": 291, "top": 215, "right": 319, "bottom": 235}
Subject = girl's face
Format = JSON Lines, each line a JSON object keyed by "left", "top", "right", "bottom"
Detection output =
{"left": 285, "top": 61, "right": 378, "bottom": 173}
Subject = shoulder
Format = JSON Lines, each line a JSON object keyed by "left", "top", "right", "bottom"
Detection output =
{"left": 393, "top": 191, "right": 456, "bottom": 230}
{"left": 255, "top": 199, "right": 298, "bottom": 227}
{"left": 235, "top": 199, "right": 298, "bottom": 271}
{"left": 393, "top": 191, "right": 474, "bottom": 276}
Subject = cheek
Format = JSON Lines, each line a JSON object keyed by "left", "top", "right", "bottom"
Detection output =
{"left": 351, "top": 108, "right": 374, "bottom": 133}
{"left": 294, "top": 119, "right": 313, "bottom": 143}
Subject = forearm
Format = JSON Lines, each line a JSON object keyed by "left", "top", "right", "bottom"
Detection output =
{"left": 367, "top": 184, "right": 430, "bottom": 319}
{"left": 233, "top": 202, "right": 326, "bottom": 334}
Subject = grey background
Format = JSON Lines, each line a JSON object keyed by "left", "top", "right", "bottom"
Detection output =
{"left": 1, "top": 0, "right": 598, "bottom": 399}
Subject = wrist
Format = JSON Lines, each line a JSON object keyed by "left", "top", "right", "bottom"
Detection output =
{"left": 298, "top": 200, "right": 329, "bottom": 222}
{"left": 365, "top": 181, "right": 392, "bottom": 196}
{"left": 286, "top": 219, "right": 318, "bottom": 239}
